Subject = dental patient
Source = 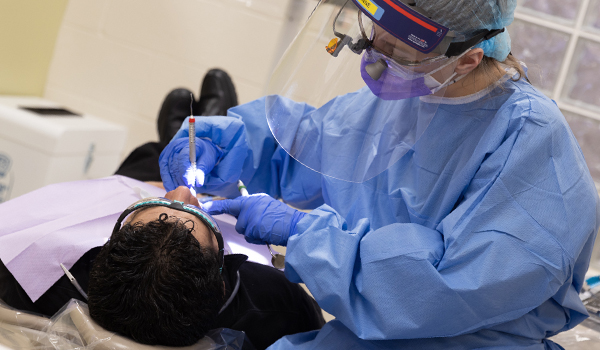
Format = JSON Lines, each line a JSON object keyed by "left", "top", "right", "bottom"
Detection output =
{"left": 0, "top": 70, "right": 324, "bottom": 349}
{"left": 0, "top": 186, "right": 325, "bottom": 350}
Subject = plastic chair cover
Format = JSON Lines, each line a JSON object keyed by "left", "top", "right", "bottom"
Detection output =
{"left": 548, "top": 318, "right": 600, "bottom": 350}
{"left": 0, "top": 298, "right": 247, "bottom": 350}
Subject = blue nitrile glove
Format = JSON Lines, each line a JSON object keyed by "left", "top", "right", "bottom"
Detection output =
{"left": 204, "top": 194, "right": 306, "bottom": 246}
{"left": 159, "top": 137, "right": 223, "bottom": 192}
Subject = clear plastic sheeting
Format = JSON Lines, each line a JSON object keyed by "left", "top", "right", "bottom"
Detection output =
{"left": 0, "top": 298, "right": 247, "bottom": 350}
{"left": 549, "top": 319, "right": 600, "bottom": 349}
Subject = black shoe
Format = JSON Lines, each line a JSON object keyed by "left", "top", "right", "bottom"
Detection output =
{"left": 157, "top": 88, "right": 194, "bottom": 144}
{"left": 194, "top": 68, "right": 238, "bottom": 116}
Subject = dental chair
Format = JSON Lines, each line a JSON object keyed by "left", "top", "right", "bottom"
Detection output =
{"left": 0, "top": 298, "right": 246, "bottom": 350}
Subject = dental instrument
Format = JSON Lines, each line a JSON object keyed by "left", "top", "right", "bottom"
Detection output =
{"left": 60, "top": 263, "right": 88, "bottom": 300}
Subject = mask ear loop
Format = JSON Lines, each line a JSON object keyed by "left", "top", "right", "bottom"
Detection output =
{"left": 428, "top": 72, "right": 467, "bottom": 94}
{"left": 423, "top": 48, "right": 472, "bottom": 93}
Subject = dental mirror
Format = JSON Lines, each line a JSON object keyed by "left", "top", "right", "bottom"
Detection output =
{"left": 267, "top": 244, "right": 286, "bottom": 269}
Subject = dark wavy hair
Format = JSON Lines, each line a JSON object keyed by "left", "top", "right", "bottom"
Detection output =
{"left": 88, "top": 217, "right": 224, "bottom": 346}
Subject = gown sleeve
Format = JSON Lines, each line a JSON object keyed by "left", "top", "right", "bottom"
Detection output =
{"left": 228, "top": 97, "right": 325, "bottom": 209}
{"left": 283, "top": 103, "right": 600, "bottom": 340}
{"left": 170, "top": 97, "right": 325, "bottom": 209}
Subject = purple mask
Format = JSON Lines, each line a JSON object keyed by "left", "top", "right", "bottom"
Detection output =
{"left": 360, "top": 54, "right": 434, "bottom": 100}
{"left": 359, "top": 49, "right": 463, "bottom": 100}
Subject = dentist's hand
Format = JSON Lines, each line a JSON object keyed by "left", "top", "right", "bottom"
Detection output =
{"left": 204, "top": 194, "right": 306, "bottom": 246}
{"left": 159, "top": 137, "right": 223, "bottom": 192}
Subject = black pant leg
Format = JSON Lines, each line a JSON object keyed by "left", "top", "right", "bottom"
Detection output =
{"left": 114, "top": 142, "right": 165, "bottom": 182}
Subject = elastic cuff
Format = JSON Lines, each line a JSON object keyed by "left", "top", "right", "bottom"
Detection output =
{"left": 289, "top": 211, "right": 307, "bottom": 238}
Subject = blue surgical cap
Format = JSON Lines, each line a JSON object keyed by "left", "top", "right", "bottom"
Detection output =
{"left": 416, "top": 0, "right": 517, "bottom": 61}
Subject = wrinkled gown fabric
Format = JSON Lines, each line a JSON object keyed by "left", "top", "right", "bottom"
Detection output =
{"left": 169, "top": 79, "right": 600, "bottom": 349}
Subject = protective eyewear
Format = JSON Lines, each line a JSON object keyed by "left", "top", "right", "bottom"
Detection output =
{"left": 264, "top": 0, "right": 493, "bottom": 183}
{"left": 326, "top": 0, "right": 504, "bottom": 66}
{"left": 113, "top": 197, "right": 225, "bottom": 273}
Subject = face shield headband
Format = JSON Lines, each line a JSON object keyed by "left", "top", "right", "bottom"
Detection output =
{"left": 113, "top": 197, "right": 225, "bottom": 273}
{"left": 326, "top": 0, "right": 505, "bottom": 60}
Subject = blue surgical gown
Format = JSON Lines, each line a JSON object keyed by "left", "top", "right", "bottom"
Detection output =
{"left": 177, "top": 78, "right": 600, "bottom": 349}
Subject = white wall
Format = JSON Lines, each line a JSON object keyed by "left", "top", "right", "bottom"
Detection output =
{"left": 0, "top": 0, "right": 69, "bottom": 96}
{"left": 44, "top": 0, "right": 315, "bottom": 160}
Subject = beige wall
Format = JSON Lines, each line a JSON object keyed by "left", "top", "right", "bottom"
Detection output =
{"left": 43, "top": 0, "right": 315, "bottom": 159}
{"left": 0, "top": 0, "right": 69, "bottom": 96}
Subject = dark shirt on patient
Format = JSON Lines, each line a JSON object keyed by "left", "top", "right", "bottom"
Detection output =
{"left": 0, "top": 250, "right": 325, "bottom": 350}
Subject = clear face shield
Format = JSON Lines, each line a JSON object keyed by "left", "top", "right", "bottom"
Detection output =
{"left": 265, "top": 0, "right": 501, "bottom": 183}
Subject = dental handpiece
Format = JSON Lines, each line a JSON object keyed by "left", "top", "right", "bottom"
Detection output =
{"left": 236, "top": 180, "right": 286, "bottom": 269}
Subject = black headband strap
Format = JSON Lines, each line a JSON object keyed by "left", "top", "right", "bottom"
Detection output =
{"left": 445, "top": 28, "right": 505, "bottom": 57}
